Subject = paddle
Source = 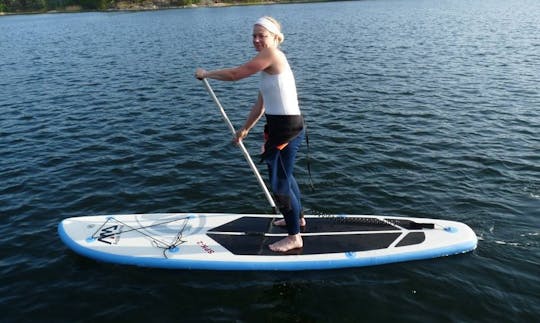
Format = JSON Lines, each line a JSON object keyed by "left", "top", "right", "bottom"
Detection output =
{"left": 201, "top": 79, "right": 278, "bottom": 214}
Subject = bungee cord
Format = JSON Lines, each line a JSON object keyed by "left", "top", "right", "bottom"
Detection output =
{"left": 91, "top": 216, "right": 191, "bottom": 258}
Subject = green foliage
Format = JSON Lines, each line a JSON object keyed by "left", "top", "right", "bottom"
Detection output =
{"left": 78, "top": 0, "right": 107, "bottom": 9}
{"left": 2, "top": 0, "right": 63, "bottom": 11}
{"left": 0, "top": 0, "right": 283, "bottom": 13}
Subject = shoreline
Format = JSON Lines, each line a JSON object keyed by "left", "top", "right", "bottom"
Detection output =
{"left": 0, "top": 1, "right": 324, "bottom": 16}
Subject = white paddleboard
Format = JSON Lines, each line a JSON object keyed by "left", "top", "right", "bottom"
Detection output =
{"left": 58, "top": 213, "right": 477, "bottom": 271}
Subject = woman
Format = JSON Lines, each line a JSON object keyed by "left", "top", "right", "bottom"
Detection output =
{"left": 195, "top": 16, "right": 306, "bottom": 252}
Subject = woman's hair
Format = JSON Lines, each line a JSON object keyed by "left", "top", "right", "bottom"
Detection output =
{"left": 256, "top": 16, "right": 285, "bottom": 44}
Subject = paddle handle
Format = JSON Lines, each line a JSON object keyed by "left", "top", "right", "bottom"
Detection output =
{"left": 201, "top": 79, "right": 278, "bottom": 214}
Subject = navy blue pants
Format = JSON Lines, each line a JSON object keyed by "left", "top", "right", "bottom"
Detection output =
{"left": 265, "top": 130, "right": 305, "bottom": 235}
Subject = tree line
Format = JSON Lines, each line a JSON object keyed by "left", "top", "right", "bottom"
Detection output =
{"left": 0, "top": 0, "right": 272, "bottom": 13}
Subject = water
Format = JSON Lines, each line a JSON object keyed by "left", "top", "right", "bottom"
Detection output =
{"left": 1, "top": 0, "right": 539, "bottom": 321}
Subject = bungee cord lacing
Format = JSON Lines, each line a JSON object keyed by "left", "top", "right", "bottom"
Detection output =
{"left": 91, "top": 216, "right": 190, "bottom": 258}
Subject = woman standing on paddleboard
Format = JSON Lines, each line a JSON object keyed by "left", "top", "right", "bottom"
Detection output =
{"left": 195, "top": 16, "right": 305, "bottom": 252}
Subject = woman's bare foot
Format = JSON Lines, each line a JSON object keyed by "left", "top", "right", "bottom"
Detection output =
{"left": 273, "top": 218, "right": 306, "bottom": 227}
{"left": 268, "top": 235, "right": 303, "bottom": 252}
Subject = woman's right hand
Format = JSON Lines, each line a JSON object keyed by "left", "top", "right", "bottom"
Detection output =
{"left": 234, "top": 128, "right": 249, "bottom": 144}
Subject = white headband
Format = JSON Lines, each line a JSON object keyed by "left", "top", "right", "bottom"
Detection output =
{"left": 255, "top": 17, "right": 281, "bottom": 36}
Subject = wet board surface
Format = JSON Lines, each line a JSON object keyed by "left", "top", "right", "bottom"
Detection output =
{"left": 58, "top": 213, "right": 477, "bottom": 271}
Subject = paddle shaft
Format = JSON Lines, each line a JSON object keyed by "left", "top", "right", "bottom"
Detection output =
{"left": 201, "top": 79, "right": 278, "bottom": 214}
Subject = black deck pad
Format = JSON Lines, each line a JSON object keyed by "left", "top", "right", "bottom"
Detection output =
{"left": 396, "top": 232, "right": 426, "bottom": 246}
{"left": 209, "top": 217, "right": 273, "bottom": 233}
{"left": 207, "top": 232, "right": 403, "bottom": 256}
{"left": 385, "top": 219, "right": 435, "bottom": 230}
{"left": 209, "top": 216, "right": 401, "bottom": 234}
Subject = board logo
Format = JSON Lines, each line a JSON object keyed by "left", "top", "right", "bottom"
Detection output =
{"left": 197, "top": 241, "right": 215, "bottom": 254}
{"left": 97, "top": 225, "right": 123, "bottom": 245}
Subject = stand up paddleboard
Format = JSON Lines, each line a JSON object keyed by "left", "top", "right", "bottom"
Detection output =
{"left": 58, "top": 213, "right": 477, "bottom": 271}
{"left": 58, "top": 80, "right": 477, "bottom": 270}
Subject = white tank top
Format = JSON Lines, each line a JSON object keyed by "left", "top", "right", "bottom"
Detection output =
{"left": 260, "top": 62, "right": 300, "bottom": 116}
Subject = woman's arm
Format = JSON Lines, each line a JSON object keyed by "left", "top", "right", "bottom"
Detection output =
{"left": 196, "top": 49, "right": 275, "bottom": 81}
{"left": 235, "top": 92, "right": 265, "bottom": 142}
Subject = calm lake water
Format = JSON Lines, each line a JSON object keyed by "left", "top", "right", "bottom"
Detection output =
{"left": 1, "top": 0, "right": 539, "bottom": 321}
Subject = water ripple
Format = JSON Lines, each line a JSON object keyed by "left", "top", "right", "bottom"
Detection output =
{"left": 0, "top": 1, "right": 539, "bottom": 322}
